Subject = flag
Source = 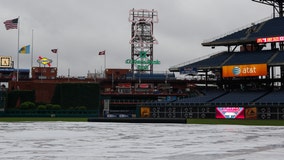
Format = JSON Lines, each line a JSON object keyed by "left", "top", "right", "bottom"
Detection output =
{"left": 51, "top": 49, "right": 58, "bottom": 53}
{"left": 18, "top": 45, "right": 30, "bottom": 54}
{"left": 99, "top": 50, "right": 105, "bottom": 55}
{"left": 4, "top": 18, "right": 18, "bottom": 30}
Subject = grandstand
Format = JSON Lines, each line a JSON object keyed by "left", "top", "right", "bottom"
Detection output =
{"left": 202, "top": 16, "right": 284, "bottom": 47}
{"left": 126, "top": 72, "right": 175, "bottom": 80}
{"left": 138, "top": 0, "right": 284, "bottom": 120}
{"left": 169, "top": 0, "right": 284, "bottom": 94}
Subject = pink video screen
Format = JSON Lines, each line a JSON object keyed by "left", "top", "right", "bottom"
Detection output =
{"left": 216, "top": 107, "right": 245, "bottom": 119}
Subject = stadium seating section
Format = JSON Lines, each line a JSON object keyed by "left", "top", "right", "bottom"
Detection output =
{"left": 166, "top": 16, "right": 284, "bottom": 107}
{"left": 207, "top": 17, "right": 284, "bottom": 45}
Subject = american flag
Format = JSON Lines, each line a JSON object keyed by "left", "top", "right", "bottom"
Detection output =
{"left": 3, "top": 18, "right": 18, "bottom": 30}
{"left": 51, "top": 49, "right": 58, "bottom": 54}
{"left": 99, "top": 50, "right": 105, "bottom": 55}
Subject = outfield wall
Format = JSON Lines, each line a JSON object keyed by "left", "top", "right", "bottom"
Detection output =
{"left": 137, "top": 104, "right": 284, "bottom": 120}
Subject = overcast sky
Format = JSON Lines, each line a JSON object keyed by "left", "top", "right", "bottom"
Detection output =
{"left": 0, "top": 0, "right": 272, "bottom": 76}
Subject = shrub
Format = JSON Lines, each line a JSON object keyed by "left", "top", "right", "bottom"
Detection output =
{"left": 52, "top": 104, "right": 61, "bottom": 110}
{"left": 75, "top": 106, "right": 87, "bottom": 110}
{"left": 46, "top": 104, "right": 53, "bottom": 110}
{"left": 37, "top": 105, "right": 47, "bottom": 110}
{"left": 20, "top": 101, "right": 36, "bottom": 110}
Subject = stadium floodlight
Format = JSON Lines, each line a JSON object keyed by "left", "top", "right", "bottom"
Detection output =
{"left": 128, "top": 9, "right": 159, "bottom": 73}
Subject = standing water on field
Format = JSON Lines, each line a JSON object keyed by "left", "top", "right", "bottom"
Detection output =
{"left": 0, "top": 122, "right": 283, "bottom": 160}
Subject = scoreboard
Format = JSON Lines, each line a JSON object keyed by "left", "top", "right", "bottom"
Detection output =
{"left": 0, "top": 56, "right": 12, "bottom": 68}
{"left": 149, "top": 106, "right": 215, "bottom": 119}
{"left": 258, "top": 106, "right": 284, "bottom": 120}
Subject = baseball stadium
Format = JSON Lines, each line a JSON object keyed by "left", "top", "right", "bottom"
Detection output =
{"left": 136, "top": 0, "right": 284, "bottom": 120}
{"left": 1, "top": 0, "right": 284, "bottom": 121}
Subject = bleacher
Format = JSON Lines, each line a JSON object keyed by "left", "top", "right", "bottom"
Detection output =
{"left": 270, "top": 51, "right": 284, "bottom": 64}
{"left": 250, "top": 17, "right": 284, "bottom": 38}
{"left": 210, "top": 90, "right": 267, "bottom": 104}
{"left": 255, "top": 90, "right": 284, "bottom": 104}
{"left": 202, "top": 17, "right": 284, "bottom": 46}
{"left": 176, "top": 90, "right": 226, "bottom": 103}
{"left": 178, "top": 50, "right": 281, "bottom": 71}
{"left": 223, "top": 50, "right": 276, "bottom": 65}
{"left": 213, "top": 22, "right": 263, "bottom": 43}
{"left": 172, "top": 90, "right": 279, "bottom": 105}
{"left": 126, "top": 73, "right": 175, "bottom": 80}
{"left": 182, "top": 51, "right": 232, "bottom": 69}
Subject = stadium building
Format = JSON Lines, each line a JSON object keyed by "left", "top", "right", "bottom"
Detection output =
{"left": 137, "top": 0, "right": 284, "bottom": 120}
{"left": 2, "top": 1, "right": 284, "bottom": 120}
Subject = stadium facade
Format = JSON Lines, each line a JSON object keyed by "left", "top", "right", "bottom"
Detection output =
{"left": 138, "top": 0, "right": 284, "bottom": 120}
{"left": 2, "top": 1, "right": 284, "bottom": 120}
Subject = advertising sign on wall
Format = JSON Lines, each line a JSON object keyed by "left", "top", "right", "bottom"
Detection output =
{"left": 222, "top": 64, "right": 267, "bottom": 78}
{"left": 245, "top": 107, "right": 257, "bottom": 119}
{"left": 140, "top": 106, "right": 150, "bottom": 118}
{"left": 216, "top": 107, "right": 245, "bottom": 119}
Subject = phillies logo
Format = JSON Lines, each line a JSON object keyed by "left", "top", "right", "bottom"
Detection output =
{"left": 37, "top": 56, "right": 52, "bottom": 66}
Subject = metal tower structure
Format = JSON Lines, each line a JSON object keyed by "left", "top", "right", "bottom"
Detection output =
{"left": 128, "top": 9, "right": 158, "bottom": 74}
{"left": 252, "top": 0, "right": 284, "bottom": 17}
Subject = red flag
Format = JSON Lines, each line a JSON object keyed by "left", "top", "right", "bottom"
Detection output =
{"left": 4, "top": 18, "right": 18, "bottom": 30}
{"left": 99, "top": 50, "right": 105, "bottom": 55}
{"left": 51, "top": 49, "right": 58, "bottom": 53}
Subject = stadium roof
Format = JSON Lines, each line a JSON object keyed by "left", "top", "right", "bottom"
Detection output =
{"left": 202, "top": 17, "right": 284, "bottom": 46}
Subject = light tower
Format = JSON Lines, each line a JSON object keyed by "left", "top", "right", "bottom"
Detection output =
{"left": 252, "top": 0, "right": 284, "bottom": 17}
{"left": 128, "top": 9, "right": 159, "bottom": 74}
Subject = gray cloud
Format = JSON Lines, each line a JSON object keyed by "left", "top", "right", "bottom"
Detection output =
{"left": 0, "top": 0, "right": 272, "bottom": 76}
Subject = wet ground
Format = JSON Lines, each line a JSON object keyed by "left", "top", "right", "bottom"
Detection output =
{"left": 0, "top": 122, "right": 283, "bottom": 160}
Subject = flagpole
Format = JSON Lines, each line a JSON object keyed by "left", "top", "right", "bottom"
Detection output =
{"left": 104, "top": 51, "right": 106, "bottom": 78}
{"left": 31, "top": 29, "right": 34, "bottom": 78}
{"left": 16, "top": 16, "right": 20, "bottom": 82}
{"left": 57, "top": 48, "right": 59, "bottom": 70}
{"left": 104, "top": 53, "right": 106, "bottom": 69}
